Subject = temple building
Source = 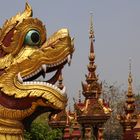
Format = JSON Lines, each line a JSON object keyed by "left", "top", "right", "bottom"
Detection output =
{"left": 49, "top": 71, "right": 68, "bottom": 132}
{"left": 117, "top": 59, "right": 138, "bottom": 140}
{"left": 48, "top": 15, "right": 140, "bottom": 140}
{"left": 49, "top": 15, "right": 112, "bottom": 140}
{"left": 74, "top": 15, "right": 112, "bottom": 140}
{"left": 49, "top": 72, "right": 81, "bottom": 139}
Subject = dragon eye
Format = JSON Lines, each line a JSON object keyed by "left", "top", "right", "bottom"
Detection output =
{"left": 24, "top": 30, "right": 41, "bottom": 46}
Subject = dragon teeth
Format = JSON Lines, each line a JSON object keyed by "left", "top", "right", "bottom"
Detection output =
{"left": 22, "top": 55, "right": 70, "bottom": 80}
{"left": 23, "top": 67, "right": 42, "bottom": 80}
{"left": 18, "top": 72, "right": 23, "bottom": 83}
{"left": 62, "top": 86, "right": 66, "bottom": 94}
{"left": 67, "top": 55, "right": 71, "bottom": 66}
{"left": 17, "top": 55, "right": 70, "bottom": 96}
{"left": 42, "top": 64, "right": 47, "bottom": 72}
{"left": 21, "top": 81, "right": 65, "bottom": 95}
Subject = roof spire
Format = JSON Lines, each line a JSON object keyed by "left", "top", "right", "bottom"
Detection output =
{"left": 89, "top": 12, "right": 95, "bottom": 41}
{"left": 128, "top": 57, "right": 133, "bottom": 96}
{"left": 117, "top": 58, "right": 137, "bottom": 131}
{"left": 81, "top": 14, "right": 102, "bottom": 99}
{"left": 129, "top": 57, "right": 132, "bottom": 75}
{"left": 89, "top": 12, "right": 95, "bottom": 54}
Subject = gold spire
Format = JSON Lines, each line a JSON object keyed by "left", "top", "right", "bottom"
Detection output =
{"left": 117, "top": 58, "right": 137, "bottom": 131}
{"left": 129, "top": 57, "right": 132, "bottom": 75}
{"left": 82, "top": 14, "right": 102, "bottom": 99}
{"left": 89, "top": 13, "right": 95, "bottom": 55}
{"left": 79, "top": 90, "right": 81, "bottom": 103}
{"left": 127, "top": 58, "right": 133, "bottom": 96}
{"left": 89, "top": 13, "right": 95, "bottom": 41}
{"left": 125, "top": 58, "right": 135, "bottom": 115}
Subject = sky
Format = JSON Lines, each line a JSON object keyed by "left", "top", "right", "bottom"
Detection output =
{"left": 0, "top": 0, "right": 140, "bottom": 102}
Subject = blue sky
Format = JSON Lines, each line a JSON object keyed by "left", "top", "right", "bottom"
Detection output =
{"left": 0, "top": 0, "right": 140, "bottom": 101}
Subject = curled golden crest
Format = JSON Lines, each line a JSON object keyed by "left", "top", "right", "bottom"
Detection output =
{"left": 0, "top": 3, "right": 32, "bottom": 53}
{"left": 1, "top": 2, "right": 32, "bottom": 36}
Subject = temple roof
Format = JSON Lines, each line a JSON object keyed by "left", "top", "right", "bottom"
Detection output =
{"left": 82, "top": 14, "right": 102, "bottom": 99}
{"left": 75, "top": 14, "right": 111, "bottom": 124}
{"left": 117, "top": 59, "right": 137, "bottom": 130}
{"left": 134, "top": 114, "right": 140, "bottom": 129}
{"left": 49, "top": 72, "right": 68, "bottom": 128}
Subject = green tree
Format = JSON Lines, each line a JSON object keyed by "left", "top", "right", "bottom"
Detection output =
{"left": 102, "top": 82, "right": 125, "bottom": 140}
{"left": 24, "top": 113, "right": 62, "bottom": 140}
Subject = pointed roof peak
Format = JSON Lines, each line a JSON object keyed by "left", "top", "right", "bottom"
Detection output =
{"left": 89, "top": 12, "right": 95, "bottom": 41}
{"left": 129, "top": 57, "right": 132, "bottom": 74}
{"left": 81, "top": 14, "right": 102, "bottom": 99}
{"left": 89, "top": 13, "right": 95, "bottom": 54}
{"left": 117, "top": 58, "right": 137, "bottom": 130}
{"left": 128, "top": 57, "right": 132, "bottom": 84}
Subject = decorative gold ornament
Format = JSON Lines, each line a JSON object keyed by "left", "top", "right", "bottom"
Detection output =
{"left": 117, "top": 59, "right": 137, "bottom": 132}
{"left": 0, "top": 2, "right": 74, "bottom": 140}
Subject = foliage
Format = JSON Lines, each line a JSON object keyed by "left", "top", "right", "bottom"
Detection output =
{"left": 102, "top": 81, "right": 125, "bottom": 140}
{"left": 30, "top": 122, "right": 49, "bottom": 140}
{"left": 24, "top": 113, "right": 62, "bottom": 140}
{"left": 35, "top": 113, "right": 49, "bottom": 122}
{"left": 24, "top": 122, "right": 62, "bottom": 140}
{"left": 24, "top": 130, "right": 32, "bottom": 140}
{"left": 47, "top": 129, "right": 63, "bottom": 140}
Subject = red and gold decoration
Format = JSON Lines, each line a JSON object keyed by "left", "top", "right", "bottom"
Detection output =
{"left": 117, "top": 59, "right": 137, "bottom": 140}
{"left": 49, "top": 71, "right": 68, "bottom": 131}
{"left": 74, "top": 14, "right": 111, "bottom": 140}
{"left": 49, "top": 73, "right": 81, "bottom": 139}
{"left": 0, "top": 3, "right": 74, "bottom": 140}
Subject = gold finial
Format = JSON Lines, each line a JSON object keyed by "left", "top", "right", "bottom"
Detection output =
{"left": 81, "top": 13, "right": 100, "bottom": 99}
{"left": 89, "top": 12, "right": 95, "bottom": 41}
{"left": 128, "top": 57, "right": 132, "bottom": 84}
{"left": 123, "top": 58, "right": 136, "bottom": 125}
{"left": 129, "top": 57, "right": 132, "bottom": 74}
{"left": 89, "top": 12, "right": 95, "bottom": 54}
{"left": 117, "top": 58, "right": 136, "bottom": 131}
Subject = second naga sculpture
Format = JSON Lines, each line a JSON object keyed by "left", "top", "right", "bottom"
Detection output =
{"left": 0, "top": 3, "right": 74, "bottom": 140}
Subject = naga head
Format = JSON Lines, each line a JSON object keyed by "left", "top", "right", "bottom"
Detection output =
{"left": 0, "top": 3, "right": 74, "bottom": 122}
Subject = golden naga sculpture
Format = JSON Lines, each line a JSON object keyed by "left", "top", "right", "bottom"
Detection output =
{"left": 0, "top": 3, "right": 74, "bottom": 140}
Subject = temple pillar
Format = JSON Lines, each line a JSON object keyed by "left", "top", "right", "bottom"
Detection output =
{"left": 63, "top": 124, "right": 71, "bottom": 140}
{"left": 85, "top": 127, "right": 92, "bottom": 140}
{"left": 97, "top": 127, "right": 104, "bottom": 140}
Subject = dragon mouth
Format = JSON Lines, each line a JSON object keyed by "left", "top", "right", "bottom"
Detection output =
{"left": 0, "top": 55, "right": 72, "bottom": 111}
{"left": 17, "top": 54, "right": 71, "bottom": 95}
